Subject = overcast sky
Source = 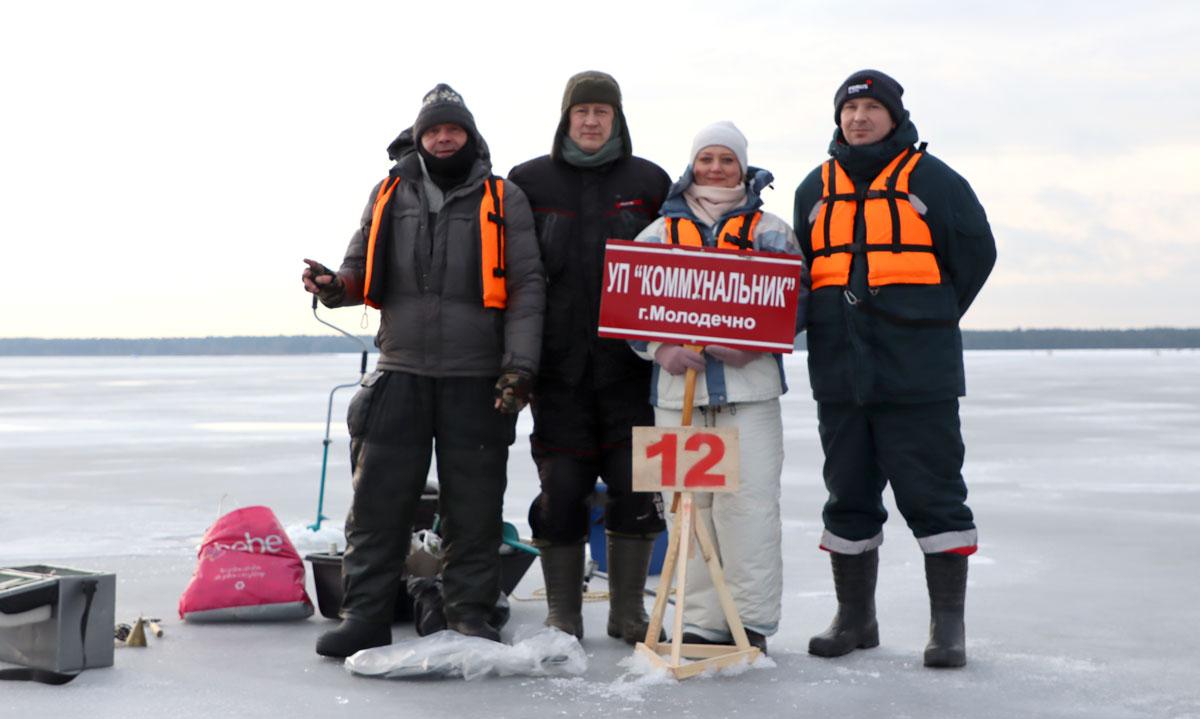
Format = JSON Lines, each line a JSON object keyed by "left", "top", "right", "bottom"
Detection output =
{"left": 3, "top": 0, "right": 1197, "bottom": 338}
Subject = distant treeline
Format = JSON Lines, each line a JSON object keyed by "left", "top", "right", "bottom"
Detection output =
{"left": 0, "top": 335, "right": 376, "bottom": 356}
{"left": 1, "top": 329, "right": 1199, "bottom": 356}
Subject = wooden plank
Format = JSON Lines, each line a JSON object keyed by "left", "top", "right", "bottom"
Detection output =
{"left": 648, "top": 642, "right": 742, "bottom": 659}
{"left": 681, "top": 352, "right": 700, "bottom": 426}
{"left": 669, "top": 493, "right": 694, "bottom": 667}
{"left": 635, "top": 642, "right": 668, "bottom": 670}
{"left": 643, "top": 504, "right": 682, "bottom": 651}
{"left": 679, "top": 643, "right": 742, "bottom": 659}
{"left": 670, "top": 648, "right": 761, "bottom": 680}
{"left": 691, "top": 506, "right": 752, "bottom": 651}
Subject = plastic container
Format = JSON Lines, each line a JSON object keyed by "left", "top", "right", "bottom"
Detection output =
{"left": 587, "top": 484, "right": 668, "bottom": 575}
{"left": 307, "top": 542, "right": 537, "bottom": 621}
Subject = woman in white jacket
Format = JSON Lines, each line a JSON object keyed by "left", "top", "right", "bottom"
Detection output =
{"left": 630, "top": 121, "right": 808, "bottom": 653}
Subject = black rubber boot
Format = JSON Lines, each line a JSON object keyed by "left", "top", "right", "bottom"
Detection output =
{"left": 923, "top": 552, "right": 968, "bottom": 668}
{"left": 448, "top": 614, "right": 501, "bottom": 643}
{"left": 315, "top": 619, "right": 391, "bottom": 658}
{"left": 808, "top": 549, "right": 880, "bottom": 658}
{"left": 605, "top": 533, "right": 657, "bottom": 644}
{"left": 745, "top": 630, "right": 768, "bottom": 655}
{"left": 538, "top": 542, "right": 585, "bottom": 638}
{"left": 408, "top": 576, "right": 448, "bottom": 637}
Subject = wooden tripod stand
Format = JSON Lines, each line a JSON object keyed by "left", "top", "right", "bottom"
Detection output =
{"left": 633, "top": 346, "right": 762, "bottom": 678}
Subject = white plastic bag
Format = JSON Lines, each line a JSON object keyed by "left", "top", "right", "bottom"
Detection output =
{"left": 344, "top": 628, "right": 586, "bottom": 680}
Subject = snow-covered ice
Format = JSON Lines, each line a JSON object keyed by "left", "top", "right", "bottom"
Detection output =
{"left": 2, "top": 350, "right": 1199, "bottom": 718}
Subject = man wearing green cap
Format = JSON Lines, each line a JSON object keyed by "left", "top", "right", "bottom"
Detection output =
{"left": 509, "top": 71, "right": 669, "bottom": 644}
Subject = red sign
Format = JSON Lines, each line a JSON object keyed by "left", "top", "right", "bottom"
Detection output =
{"left": 598, "top": 240, "right": 804, "bottom": 353}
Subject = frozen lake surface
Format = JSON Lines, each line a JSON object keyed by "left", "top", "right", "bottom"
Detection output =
{"left": 2, "top": 350, "right": 1199, "bottom": 718}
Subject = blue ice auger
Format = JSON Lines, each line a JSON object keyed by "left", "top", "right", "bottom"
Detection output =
{"left": 308, "top": 294, "right": 370, "bottom": 531}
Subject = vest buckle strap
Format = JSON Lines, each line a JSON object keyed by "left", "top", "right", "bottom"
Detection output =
{"left": 862, "top": 189, "right": 909, "bottom": 201}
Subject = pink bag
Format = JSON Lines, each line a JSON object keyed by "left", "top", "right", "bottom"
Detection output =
{"left": 179, "top": 506, "right": 314, "bottom": 622}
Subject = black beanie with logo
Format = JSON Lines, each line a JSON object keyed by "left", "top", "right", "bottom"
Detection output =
{"left": 833, "top": 69, "right": 907, "bottom": 125}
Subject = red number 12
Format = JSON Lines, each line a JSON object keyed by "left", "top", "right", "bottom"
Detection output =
{"left": 645, "top": 432, "right": 726, "bottom": 488}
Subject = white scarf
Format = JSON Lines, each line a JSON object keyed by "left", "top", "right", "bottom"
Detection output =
{"left": 682, "top": 182, "right": 746, "bottom": 227}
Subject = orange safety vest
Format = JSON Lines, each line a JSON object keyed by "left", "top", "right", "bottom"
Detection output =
{"left": 362, "top": 176, "right": 507, "bottom": 309}
{"left": 809, "top": 146, "right": 940, "bottom": 290}
{"left": 665, "top": 211, "right": 762, "bottom": 251}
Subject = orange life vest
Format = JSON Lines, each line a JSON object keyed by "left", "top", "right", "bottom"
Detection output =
{"left": 362, "top": 176, "right": 507, "bottom": 309}
{"left": 809, "top": 147, "right": 940, "bottom": 290}
{"left": 665, "top": 211, "right": 762, "bottom": 251}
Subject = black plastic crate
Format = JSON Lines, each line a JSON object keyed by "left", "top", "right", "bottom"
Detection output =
{"left": 306, "top": 546, "right": 536, "bottom": 621}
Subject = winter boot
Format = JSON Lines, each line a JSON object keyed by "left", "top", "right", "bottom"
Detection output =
{"left": 745, "top": 630, "right": 768, "bottom": 655}
{"left": 315, "top": 619, "right": 391, "bottom": 658}
{"left": 538, "top": 542, "right": 585, "bottom": 639}
{"left": 808, "top": 549, "right": 880, "bottom": 657}
{"left": 408, "top": 576, "right": 447, "bottom": 637}
{"left": 923, "top": 552, "right": 968, "bottom": 668}
{"left": 448, "top": 613, "right": 502, "bottom": 643}
{"left": 605, "top": 533, "right": 660, "bottom": 644}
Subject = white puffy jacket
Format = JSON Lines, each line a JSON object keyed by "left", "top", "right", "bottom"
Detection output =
{"left": 629, "top": 167, "right": 808, "bottom": 410}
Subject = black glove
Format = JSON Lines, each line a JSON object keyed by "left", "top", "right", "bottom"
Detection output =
{"left": 494, "top": 370, "right": 533, "bottom": 414}
{"left": 302, "top": 258, "right": 345, "bottom": 303}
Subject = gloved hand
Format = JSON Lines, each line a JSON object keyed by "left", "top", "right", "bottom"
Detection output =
{"left": 302, "top": 258, "right": 344, "bottom": 301}
{"left": 654, "top": 344, "right": 706, "bottom": 376}
{"left": 493, "top": 370, "right": 533, "bottom": 414}
{"left": 704, "top": 345, "right": 759, "bottom": 369}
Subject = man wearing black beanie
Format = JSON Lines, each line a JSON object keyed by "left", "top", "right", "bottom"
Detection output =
{"left": 793, "top": 69, "right": 997, "bottom": 668}
{"left": 301, "top": 83, "right": 544, "bottom": 656}
{"left": 508, "top": 71, "right": 670, "bottom": 644}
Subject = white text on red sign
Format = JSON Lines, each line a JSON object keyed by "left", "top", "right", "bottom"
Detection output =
{"left": 605, "top": 262, "right": 797, "bottom": 308}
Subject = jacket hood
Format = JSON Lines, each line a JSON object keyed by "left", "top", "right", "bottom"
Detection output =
{"left": 550, "top": 109, "right": 633, "bottom": 163}
{"left": 385, "top": 125, "right": 494, "bottom": 184}
{"left": 659, "top": 166, "right": 774, "bottom": 222}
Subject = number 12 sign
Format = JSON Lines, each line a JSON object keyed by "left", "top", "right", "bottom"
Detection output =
{"left": 632, "top": 426, "right": 740, "bottom": 493}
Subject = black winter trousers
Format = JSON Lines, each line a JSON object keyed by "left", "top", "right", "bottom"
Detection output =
{"left": 341, "top": 371, "right": 515, "bottom": 624}
{"left": 528, "top": 375, "right": 665, "bottom": 543}
{"left": 817, "top": 400, "right": 975, "bottom": 553}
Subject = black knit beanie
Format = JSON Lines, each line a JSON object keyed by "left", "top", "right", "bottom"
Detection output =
{"left": 414, "top": 83, "right": 477, "bottom": 139}
{"left": 833, "top": 69, "right": 906, "bottom": 124}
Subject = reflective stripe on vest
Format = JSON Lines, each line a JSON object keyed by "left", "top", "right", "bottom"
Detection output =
{"left": 666, "top": 211, "right": 762, "bottom": 251}
{"left": 362, "top": 176, "right": 507, "bottom": 310}
{"left": 809, "top": 149, "right": 940, "bottom": 290}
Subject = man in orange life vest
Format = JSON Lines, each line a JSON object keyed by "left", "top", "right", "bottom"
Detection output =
{"left": 793, "top": 70, "right": 996, "bottom": 668}
{"left": 301, "top": 84, "right": 544, "bottom": 657}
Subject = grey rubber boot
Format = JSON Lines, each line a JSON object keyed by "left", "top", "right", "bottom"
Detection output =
{"left": 538, "top": 542, "right": 585, "bottom": 639}
{"left": 808, "top": 549, "right": 880, "bottom": 657}
{"left": 923, "top": 552, "right": 968, "bottom": 668}
{"left": 448, "top": 614, "right": 502, "bottom": 643}
{"left": 605, "top": 533, "right": 657, "bottom": 644}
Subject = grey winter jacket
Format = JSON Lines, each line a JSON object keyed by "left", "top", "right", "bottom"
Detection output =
{"left": 324, "top": 128, "right": 544, "bottom": 378}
